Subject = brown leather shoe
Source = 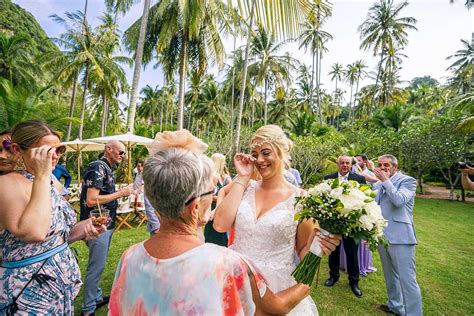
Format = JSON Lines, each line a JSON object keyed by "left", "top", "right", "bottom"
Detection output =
{"left": 374, "top": 304, "right": 398, "bottom": 315}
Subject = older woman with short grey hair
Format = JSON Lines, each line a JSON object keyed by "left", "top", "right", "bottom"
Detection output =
{"left": 109, "top": 142, "right": 312, "bottom": 315}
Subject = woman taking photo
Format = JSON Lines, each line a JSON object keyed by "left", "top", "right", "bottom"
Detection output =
{"left": 0, "top": 120, "right": 105, "bottom": 315}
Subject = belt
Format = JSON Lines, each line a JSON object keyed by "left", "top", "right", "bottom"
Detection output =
{"left": 1, "top": 242, "right": 68, "bottom": 269}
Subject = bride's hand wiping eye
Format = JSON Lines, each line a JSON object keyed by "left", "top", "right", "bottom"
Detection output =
{"left": 233, "top": 153, "right": 255, "bottom": 178}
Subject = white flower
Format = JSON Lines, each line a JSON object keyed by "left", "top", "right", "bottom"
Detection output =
{"left": 310, "top": 182, "right": 332, "bottom": 196}
{"left": 295, "top": 202, "right": 304, "bottom": 213}
{"left": 338, "top": 190, "right": 366, "bottom": 214}
{"left": 330, "top": 187, "right": 344, "bottom": 198}
{"left": 365, "top": 201, "right": 383, "bottom": 219}
{"left": 359, "top": 215, "right": 374, "bottom": 231}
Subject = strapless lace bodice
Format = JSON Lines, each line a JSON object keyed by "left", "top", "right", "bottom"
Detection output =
{"left": 231, "top": 181, "right": 318, "bottom": 315}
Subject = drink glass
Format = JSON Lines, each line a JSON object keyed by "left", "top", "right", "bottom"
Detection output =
{"left": 90, "top": 208, "right": 110, "bottom": 227}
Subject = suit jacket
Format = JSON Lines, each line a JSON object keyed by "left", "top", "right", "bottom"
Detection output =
{"left": 324, "top": 172, "right": 367, "bottom": 184}
{"left": 373, "top": 172, "right": 417, "bottom": 245}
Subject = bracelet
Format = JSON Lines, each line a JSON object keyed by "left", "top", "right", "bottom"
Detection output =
{"left": 234, "top": 181, "right": 248, "bottom": 190}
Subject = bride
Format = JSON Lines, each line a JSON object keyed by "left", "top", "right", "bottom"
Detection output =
{"left": 214, "top": 125, "right": 340, "bottom": 315}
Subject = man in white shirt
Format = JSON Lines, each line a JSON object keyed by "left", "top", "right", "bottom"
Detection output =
{"left": 355, "top": 154, "right": 377, "bottom": 184}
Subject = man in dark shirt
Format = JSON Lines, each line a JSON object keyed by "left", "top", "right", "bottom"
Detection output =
{"left": 80, "top": 140, "right": 133, "bottom": 316}
{"left": 324, "top": 155, "right": 366, "bottom": 297}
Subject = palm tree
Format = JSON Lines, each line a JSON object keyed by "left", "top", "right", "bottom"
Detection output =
{"left": 372, "top": 102, "right": 414, "bottom": 131}
{"left": 92, "top": 13, "right": 131, "bottom": 136}
{"left": 358, "top": 0, "right": 417, "bottom": 107}
{"left": 194, "top": 78, "right": 227, "bottom": 132}
{"left": 353, "top": 59, "right": 368, "bottom": 108}
{"left": 106, "top": 0, "right": 152, "bottom": 134}
{"left": 298, "top": 8, "right": 332, "bottom": 124}
{"left": 248, "top": 26, "right": 296, "bottom": 125}
{"left": 136, "top": 84, "right": 162, "bottom": 134}
{"left": 446, "top": 38, "right": 474, "bottom": 94}
{"left": 0, "top": 33, "right": 37, "bottom": 88}
{"left": 233, "top": 0, "right": 330, "bottom": 151}
{"left": 124, "top": 0, "right": 226, "bottom": 130}
{"left": 294, "top": 64, "right": 313, "bottom": 113}
{"left": 329, "top": 62, "right": 343, "bottom": 108}
{"left": 344, "top": 63, "right": 358, "bottom": 120}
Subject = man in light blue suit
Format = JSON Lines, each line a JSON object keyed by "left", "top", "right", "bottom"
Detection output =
{"left": 373, "top": 154, "right": 422, "bottom": 316}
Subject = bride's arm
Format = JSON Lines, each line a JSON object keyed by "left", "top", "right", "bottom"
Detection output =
{"left": 213, "top": 153, "right": 254, "bottom": 233}
{"left": 212, "top": 175, "right": 250, "bottom": 232}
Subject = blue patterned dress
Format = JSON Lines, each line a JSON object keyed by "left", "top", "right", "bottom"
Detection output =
{"left": 0, "top": 172, "right": 82, "bottom": 315}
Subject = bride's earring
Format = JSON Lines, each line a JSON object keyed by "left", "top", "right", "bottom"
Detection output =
{"left": 14, "top": 157, "right": 26, "bottom": 171}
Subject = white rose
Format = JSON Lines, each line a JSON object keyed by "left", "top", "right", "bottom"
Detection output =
{"left": 359, "top": 215, "right": 374, "bottom": 231}
{"left": 330, "top": 187, "right": 344, "bottom": 198}
{"left": 366, "top": 201, "right": 383, "bottom": 219}
{"left": 338, "top": 192, "right": 365, "bottom": 214}
{"left": 310, "top": 182, "right": 332, "bottom": 196}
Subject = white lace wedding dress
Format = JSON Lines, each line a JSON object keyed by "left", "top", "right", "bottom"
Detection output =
{"left": 231, "top": 181, "right": 318, "bottom": 315}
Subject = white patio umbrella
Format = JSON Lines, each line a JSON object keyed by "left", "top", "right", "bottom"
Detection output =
{"left": 86, "top": 133, "right": 154, "bottom": 183}
{"left": 61, "top": 139, "right": 105, "bottom": 181}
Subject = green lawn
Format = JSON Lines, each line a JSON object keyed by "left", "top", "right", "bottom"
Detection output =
{"left": 73, "top": 198, "right": 474, "bottom": 315}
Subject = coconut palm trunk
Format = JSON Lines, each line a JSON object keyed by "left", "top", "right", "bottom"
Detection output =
{"left": 371, "top": 51, "right": 385, "bottom": 109}
{"left": 316, "top": 49, "right": 323, "bottom": 125}
{"left": 310, "top": 51, "right": 315, "bottom": 114}
{"left": 177, "top": 33, "right": 188, "bottom": 130}
{"left": 264, "top": 78, "right": 268, "bottom": 124}
{"left": 78, "top": 65, "right": 89, "bottom": 139}
{"left": 234, "top": 0, "right": 256, "bottom": 153}
{"left": 126, "top": 0, "right": 151, "bottom": 133}
{"left": 66, "top": 75, "right": 78, "bottom": 141}
{"left": 230, "top": 36, "right": 236, "bottom": 137}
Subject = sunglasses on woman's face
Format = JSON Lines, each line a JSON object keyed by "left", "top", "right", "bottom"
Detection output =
{"left": 184, "top": 188, "right": 217, "bottom": 205}
{"left": 19, "top": 144, "right": 67, "bottom": 155}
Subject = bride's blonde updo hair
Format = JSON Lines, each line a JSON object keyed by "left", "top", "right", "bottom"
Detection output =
{"left": 251, "top": 125, "right": 293, "bottom": 170}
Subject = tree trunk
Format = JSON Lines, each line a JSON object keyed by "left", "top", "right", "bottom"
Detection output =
{"left": 126, "top": 0, "right": 151, "bottom": 133}
{"left": 349, "top": 84, "right": 354, "bottom": 123}
{"left": 233, "top": 0, "right": 256, "bottom": 153}
{"left": 177, "top": 33, "right": 188, "bottom": 130}
{"left": 371, "top": 51, "right": 385, "bottom": 109}
{"left": 230, "top": 35, "right": 236, "bottom": 139}
{"left": 354, "top": 78, "right": 361, "bottom": 118}
{"left": 310, "top": 51, "right": 315, "bottom": 114}
{"left": 264, "top": 79, "right": 268, "bottom": 125}
{"left": 66, "top": 74, "right": 78, "bottom": 141}
{"left": 78, "top": 65, "right": 89, "bottom": 140}
{"left": 317, "top": 49, "right": 322, "bottom": 125}
{"left": 418, "top": 171, "right": 423, "bottom": 194}
{"left": 101, "top": 93, "right": 107, "bottom": 136}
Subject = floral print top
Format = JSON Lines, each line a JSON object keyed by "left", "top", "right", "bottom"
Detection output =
{"left": 80, "top": 157, "right": 117, "bottom": 229}
{"left": 109, "top": 242, "right": 267, "bottom": 316}
{"left": 0, "top": 172, "right": 81, "bottom": 315}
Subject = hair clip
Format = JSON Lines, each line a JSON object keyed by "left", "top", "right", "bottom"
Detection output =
{"left": 2, "top": 137, "right": 12, "bottom": 152}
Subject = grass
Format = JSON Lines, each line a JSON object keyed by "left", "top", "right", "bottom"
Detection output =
{"left": 73, "top": 199, "right": 474, "bottom": 315}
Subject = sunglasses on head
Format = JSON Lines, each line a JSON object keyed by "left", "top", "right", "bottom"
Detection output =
{"left": 184, "top": 188, "right": 216, "bottom": 206}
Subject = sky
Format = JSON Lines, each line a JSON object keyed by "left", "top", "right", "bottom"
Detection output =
{"left": 12, "top": 0, "right": 474, "bottom": 103}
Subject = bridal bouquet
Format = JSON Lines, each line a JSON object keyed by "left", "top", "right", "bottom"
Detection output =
{"left": 291, "top": 179, "right": 387, "bottom": 285}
